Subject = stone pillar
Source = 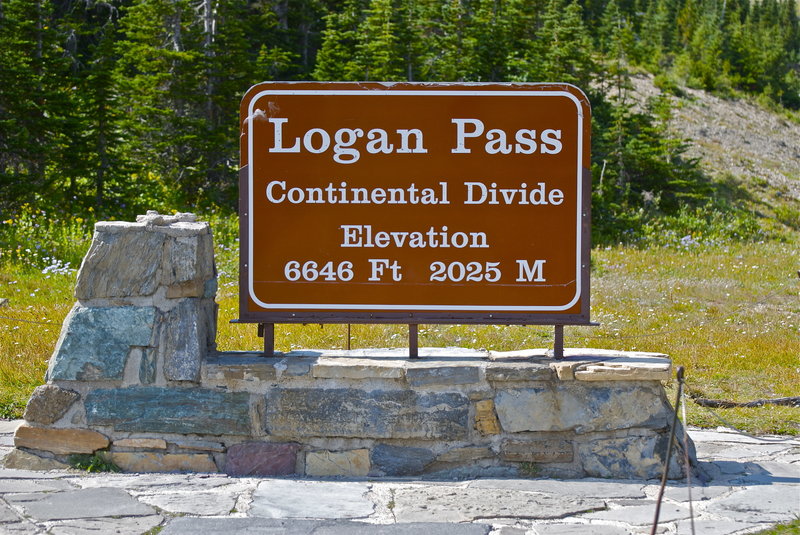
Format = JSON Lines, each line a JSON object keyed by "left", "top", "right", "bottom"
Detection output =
{"left": 45, "top": 211, "right": 217, "bottom": 385}
{"left": 18, "top": 211, "right": 216, "bottom": 434}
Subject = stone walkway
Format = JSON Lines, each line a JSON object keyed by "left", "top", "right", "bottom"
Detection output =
{"left": 1, "top": 420, "right": 798, "bottom": 534}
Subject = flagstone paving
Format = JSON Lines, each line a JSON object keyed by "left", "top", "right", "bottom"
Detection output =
{"left": 0, "top": 420, "right": 797, "bottom": 534}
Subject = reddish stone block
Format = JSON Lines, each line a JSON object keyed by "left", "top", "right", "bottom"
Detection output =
{"left": 224, "top": 442, "right": 299, "bottom": 476}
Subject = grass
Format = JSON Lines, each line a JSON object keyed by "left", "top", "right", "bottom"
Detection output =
{"left": 68, "top": 452, "right": 121, "bottom": 473}
{"left": 1, "top": 212, "right": 798, "bottom": 435}
{"left": 756, "top": 519, "right": 800, "bottom": 535}
{"left": 0, "top": 265, "right": 76, "bottom": 418}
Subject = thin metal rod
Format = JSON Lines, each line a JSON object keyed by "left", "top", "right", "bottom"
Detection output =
{"left": 651, "top": 366, "right": 684, "bottom": 535}
{"left": 681, "top": 382, "right": 696, "bottom": 535}
{"left": 347, "top": 324, "right": 352, "bottom": 351}
{"left": 553, "top": 324, "right": 564, "bottom": 359}
{"left": 409, "top": 324, "right": 419, "bottom": 359}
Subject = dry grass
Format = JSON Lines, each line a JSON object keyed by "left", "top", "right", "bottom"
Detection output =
{"left": 0, "top": 269, "right": 75, "bottom": 416}
{"left": 2, "top": 230, "right": 798, "bottom": 434}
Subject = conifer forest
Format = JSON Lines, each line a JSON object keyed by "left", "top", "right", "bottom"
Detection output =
{"left": 1, "top": 0, "right": 798, "bottom": 242}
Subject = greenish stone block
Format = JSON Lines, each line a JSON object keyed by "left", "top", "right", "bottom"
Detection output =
{"left": 371, "top": 444, "right": 435, "bottom": 476}
{"left": 264, "top": 388, "right": 468, "bottom": 440}
{"left": 85, "top": 387, "right": 251, "bottom": 435}
{"left": 47, "top": 306, "right": 156, "bottom": 381}
{"left": 139, "top": 348, "right": 157, "bottom": 384}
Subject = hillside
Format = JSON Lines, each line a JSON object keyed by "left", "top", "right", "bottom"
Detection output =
{"left": 631, "top": 74, "right": 800, "bottom": 211}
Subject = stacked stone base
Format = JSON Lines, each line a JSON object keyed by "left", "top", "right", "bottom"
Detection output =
{"left": 15, "top": 348, "right": 692, "bottom": 480}
{"left": 10, "top": 213, "right": 693, "bottom": 479}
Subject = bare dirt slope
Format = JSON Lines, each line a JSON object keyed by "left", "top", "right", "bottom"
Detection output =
{"left": 630, "top": 74, "right": 800, "bottom": 203}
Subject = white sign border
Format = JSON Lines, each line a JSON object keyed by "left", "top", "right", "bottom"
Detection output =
{"left": 246, "top": 87, "right": 585, "bottom": 312}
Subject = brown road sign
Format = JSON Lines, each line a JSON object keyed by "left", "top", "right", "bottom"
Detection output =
{"left": 239, "top": 82, "right": 591, "bottom": 325}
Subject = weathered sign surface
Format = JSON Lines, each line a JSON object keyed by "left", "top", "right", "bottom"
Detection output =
{"left": 239, "top": 82, "right": 591, "bottom": 324}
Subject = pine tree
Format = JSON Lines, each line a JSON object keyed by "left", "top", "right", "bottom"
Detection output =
{"left": 685, "top": 0, "right": 724, "bottom": 90}
{"left": 538, "top": 0, "right": 595, "bottom": 86}
{"left": 313, "top": 0, "right": 365, "bottom": 80}
{"left": 55, "top": 0, "right": 127, "bottom": 213}
{"left": 419, "top": 0, "right": 475, "bottom": 81}
{"left": 355, "top": 0, "right": 404, "bottom": 80}
{"left": 0, "top": 0, "right": 72, "bottom": 212}
{"left": 463, "top": 0, "right": 514, "bottom": 81}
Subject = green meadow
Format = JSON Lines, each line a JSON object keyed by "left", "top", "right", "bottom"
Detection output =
{"left": 1, "top": 209, "right": 797, "bottom": 435}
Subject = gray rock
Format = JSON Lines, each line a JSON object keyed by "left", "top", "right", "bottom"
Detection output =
{"left": 500, "top": 438, "right": 574, "bottom": 463}
{"left": 71, "top": 473, "right": 233, "bottom": 491}
{"left": 582, "top": 502, "right": 691, "bottom": 525}
{"left": 485, "top": 362, "right": 554, "bottom": 382}
{"left": 728, "top": 460, "right": 800, "bottom": 485}
{"left": 135, "top": 210, "right": 197, "bottom": 225}
{"left": 203, "top": 277, "right": 218, "bottom": 299}
{"left": 47, "top": 305, "right": 156, "bottom": 381}
{"left": 139, "top": 347, "right": 157, "bottom": 384}
{"left": 139, "top": 486, "right": 249, "bottom": 515}
{"left": 469, "top": 478, "right": 647, "bottom": 499}
{"left": 673, "top": 519, "right": 762, "bottom": 535}
{"left": 161, "top": 233, "right": 215, "bottom": 294}
{"left": 85, "top": 387, "right": 250, "bottom": 435}
{"left": 423, "top": 465, "right": 520, "bottom": 479}
{"left": 281, "top": 358, "right": 314, "bottom": 376}
{"left": 0, "top": 501, "right": 21, "bottom": 523}
{"left": 158, "top": 299, "right": 214, "bottom": 382}
{"left": 47, "top": 515, "right": 164, "bottom": 535}
{"left": 405, "top": 365, "right": 481, "bottom": 387}
{"left": 162, "top": 518, "right": 491, "bottom": 535}
{"left": 392, "top": 485, "right": 605, "bottom": 523}
{"left": 494, "top": 383, "right": 671, "bottom": 434}
{"left": 250, "top": 480, "right": 374, "bottom": 519}
{"left": 4, "top": 487, "right": 155, "bottom": 521}
{"left": 75, "top": 229, "right": 165, "bottom": 299}
{"left": 264, "top": 388, "right": 469, "bottom": 440}
{"left": 661, "top": 481, "right": 739, "bottom": 502}
{"left": 531, "top": 525, "right": 630, "bottom": 535}
{"left": 713, "top": 485, "right": 800, "bottom": 523}
{"left": 0, "top": 520, "right": 36, "bottom": 533}
{"left": 22, "top": 385, "right": 80, "bottom": 425}
{"left": 371, "top": 444, "right": 435, "bottom": 476}
{"left": 0, "top": 478, "right": 76, "bottom": 493}
{"left": 2, "top": 449, "right": 70, "bottom": 471}
{"left": 0, "top": 420, "right": 21, "bottom": 434}
{"left": 578, "top": 433, "right": 684, "bottom": 480}
{"left": 0, "top": 467, "right": 65, "bottom": 479}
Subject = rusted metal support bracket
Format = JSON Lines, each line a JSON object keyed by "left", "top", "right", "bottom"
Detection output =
{"left": 258, "top": 323, "right": 275, "bottom": 357}
{"left": 409, "top": 324, "right": 420, "bottom": 359}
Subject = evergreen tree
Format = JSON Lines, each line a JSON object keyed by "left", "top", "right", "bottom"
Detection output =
{"left": 538, "top": 0, "right": 595, "bottom": 86}
{"left": 57, "top": 0, "right": 126, "bottom": 212}
{"left": 462, "top": 0, "right": 513, "bottom": 81}
{"left": 0, "top": 0, "right": 71, "bottom": 211}
{"left": 313, "top": 0, "right": 365, "bottom": 80}
{"left": 683, "top": 0, "right": 724, "bottom": 90}
{"left": 355, "top": 0, "right": 404, "bottom": 80}
{"left": 418, "top": 0, "right": 475, "bottom": 81}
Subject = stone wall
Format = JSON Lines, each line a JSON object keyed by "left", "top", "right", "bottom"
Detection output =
{"left": 11, "top": 213, "right": 694, "bottom": 479}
